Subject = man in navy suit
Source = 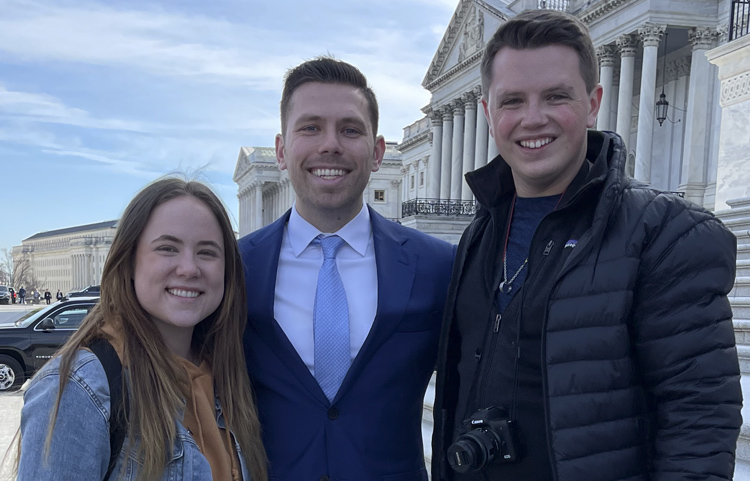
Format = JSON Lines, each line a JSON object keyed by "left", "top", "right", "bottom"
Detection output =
{"left": 239, "top": 57, "right": 455, "bottom": 481}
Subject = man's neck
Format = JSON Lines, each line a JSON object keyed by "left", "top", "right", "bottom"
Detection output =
{"left": 296, "top": 203, "right": 364, "bottom": 233}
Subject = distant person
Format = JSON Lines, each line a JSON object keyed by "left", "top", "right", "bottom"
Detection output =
{"left": 44, "top": 290, "right": 51, "bottom": 305}
{"left": 18, "top": 286, "right": 25, "bottom": 304}
{"left": 55, "top": 290, "right": 63, "bottom": 302}
{"left": 9, "top": 287, "right": 15, "bottom": 304}
{"left": 432, "top": 10, "right": 741, "bottom": 481}
{"left": 240, "top": 57, "right": 454, "bottom": 480}
{"left": 17, "top": 178, "right": 267, "bottom": 481}
{"left": 32, "top": 289, "right": 40, "bottom": 304}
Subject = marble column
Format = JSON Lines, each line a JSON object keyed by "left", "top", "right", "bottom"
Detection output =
{"left": 679, "top": 27, "right": 718, "bottom": 204}
{"left": 254, "top": 182, "right": 263, "bottom": 231}
{"left": 474, "top": 87, "right": 489, "bottom": 170}
{"left": 635, "top": 23, "right": 666, "bottom": 183}
{"left": 615, "top": 34, "right": 638, "bottom": 143}
{"left": 461, "top": 92, "right": 477, "bottom": 201}
{"left": 669, "top": 58, "right": 690, "bottom": 188}
{"left": 428, "top": 110, "right": 442, "bottom": 199}
{"left": 440, "top": 107, "right": 453, "bottom": 200}
{"left": 596, "top": 45, "right": 617, "bottom": 131}
{"left": 450, "top": 100, "right": 465, "bottom": 200}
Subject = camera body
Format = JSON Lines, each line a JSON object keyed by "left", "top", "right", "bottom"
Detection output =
{"left": 447, "top": 406, "right": 522, "bottom": 473}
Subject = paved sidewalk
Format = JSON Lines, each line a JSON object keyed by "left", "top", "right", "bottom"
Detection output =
{"left": 0, "top": 389, "right": 23, "bottom": 481}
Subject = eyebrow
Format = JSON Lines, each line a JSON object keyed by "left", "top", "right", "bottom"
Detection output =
{"left": 293, "top": 115, "right": 368, "bottom": 131}
{"left": 151, "top": 235, "right": 222, "bottom": 250}
{"left": 497, "top": 84, "right": 576, "bottom": 100}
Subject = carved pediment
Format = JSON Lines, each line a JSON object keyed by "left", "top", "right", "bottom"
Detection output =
{"left": 422, "top": 0, "right": 510, "bottom": 90}
{"left": 232, "top": 146, "right": 277, "bottom": 181}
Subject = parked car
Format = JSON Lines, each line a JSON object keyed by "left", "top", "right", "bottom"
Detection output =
{"left": 66, "top": 285, "right": 101, "bottom": 299}
{"left": 0, "top": 297, "right": 99, "bottom": 390}
{"left": 0, "top": 286, "right": 10, "bottom": 305}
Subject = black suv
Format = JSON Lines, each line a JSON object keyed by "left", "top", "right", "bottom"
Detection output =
{"left": 0, "top": 297, "right": 99, "bottom": 390}
{"left": 66, "top": 285, "right": 101, "bottom": 299}
{"left": 0, "top": 286, "right": 10, "bottom": 305}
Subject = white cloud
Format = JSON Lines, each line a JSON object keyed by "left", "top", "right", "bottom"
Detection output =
{"left": 0, "top": 85, "right": 152, "bottom": 132}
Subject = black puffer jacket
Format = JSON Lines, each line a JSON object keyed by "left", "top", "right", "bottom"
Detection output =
{"left": 433, "top": 131, "right": 742, "bottom": 481}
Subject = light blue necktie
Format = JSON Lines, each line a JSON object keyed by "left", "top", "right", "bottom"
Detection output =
{"left": 313, "top": 235, "right": 351, "bottom": 402}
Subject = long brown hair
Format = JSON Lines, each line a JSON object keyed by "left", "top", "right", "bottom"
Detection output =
{"left": 38, "top": 177, "right": 266, "bottom": 481}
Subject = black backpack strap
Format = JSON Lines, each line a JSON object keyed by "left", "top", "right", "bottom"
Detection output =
{"left": 87, "top": 338, "right": 129, "bottom": 481}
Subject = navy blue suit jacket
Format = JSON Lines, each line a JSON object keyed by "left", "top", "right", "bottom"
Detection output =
{"left": 240, "top": 207, "right": 454, "bottom": 481}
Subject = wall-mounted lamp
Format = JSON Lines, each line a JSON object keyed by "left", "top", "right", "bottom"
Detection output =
{"left": 656, "top": 32, "right": 669, "bottom": 126}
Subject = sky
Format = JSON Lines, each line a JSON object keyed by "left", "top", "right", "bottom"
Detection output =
{"left": 0, "top": 0, "right": 458, "bottom": 250}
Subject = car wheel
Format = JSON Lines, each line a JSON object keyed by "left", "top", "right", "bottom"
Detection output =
{"left": 0, "top": 355, "right": 23, "bottom": 391}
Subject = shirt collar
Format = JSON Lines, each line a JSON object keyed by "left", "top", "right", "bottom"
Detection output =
{"left": 288, "top": 203, "right": 371, "bottom": 257}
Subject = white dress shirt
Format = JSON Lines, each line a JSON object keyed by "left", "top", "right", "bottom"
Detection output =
{"left": 274, "top": 203, "right": 378, "bottom": 375}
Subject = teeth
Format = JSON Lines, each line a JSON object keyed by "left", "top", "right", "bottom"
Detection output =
{"left": 168, "top": 289, "right": 199, "bottom": 298}
{"left": 520, "top": 138, "right": 553, "bottom": 149}
{"left": 312, "top": 168, "right": 346, "bottom": 177}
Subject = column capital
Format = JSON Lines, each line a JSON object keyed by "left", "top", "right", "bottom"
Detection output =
{"left": 450, "top": 99, "right": 465, "bottom": 115}
{"left": 429, "top": 108, "right": 443, "bottom": 124}
{"left": 462, "top": 91, "right": 477, "bottom": 108}
{"left": 716, "top": 23, "right": 729, "bottom": 44}
{"left": 688, "top": 26, "right": 717, "bottom": 51}
{"left": 596, "top": 45, "right": 618, "bottom": 67}
{"left": 400, "top": 166, "right": 409, "bottom": 175}
{"left": 441, "top": 105, "right": 454, "bottom": 121}
{"left": 638, "top": 23, "right": 666, "bottom": 47}
{"left": 251, "top": 180, "right": 264, "bottom": 189}
{"left": 472, "top": 85, "right": 483, "bottom": 99}
{"left": 616, "top": 33, "right": 639, "bottom": 57}
{"left": 421, "top": 156, "right": 429, "bottom": 167}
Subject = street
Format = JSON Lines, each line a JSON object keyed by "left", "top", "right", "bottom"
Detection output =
{"left": 0, "top": 304, "right": 43, "bottom": 327}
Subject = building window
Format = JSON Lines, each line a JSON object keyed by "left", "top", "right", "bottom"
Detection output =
{"left": 410, "top": 175, "right": 415, "bottom": 190}
{"left": 419, "top": 171, "right": 424, "bottom": 187}
{"left": 374, "top": 190, "right": 386, "bottom": 202}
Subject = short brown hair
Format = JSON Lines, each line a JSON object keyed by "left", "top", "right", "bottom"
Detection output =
{"left": 279, "top": 56, "right": 379, "bottom": 137}
{"left": 480, "top": 10, "right": 598, "bottom": 95}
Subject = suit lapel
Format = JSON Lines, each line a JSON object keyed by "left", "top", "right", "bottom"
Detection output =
{"left": 245, "top": 211, "right": 329, "bottom": 405}
{"left": 335, "top": 208, "right": 416, "bottom": 402}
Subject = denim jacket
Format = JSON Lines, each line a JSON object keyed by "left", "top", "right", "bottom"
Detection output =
{"left": 19, "top": 349, "right": 252, "bottom": 481}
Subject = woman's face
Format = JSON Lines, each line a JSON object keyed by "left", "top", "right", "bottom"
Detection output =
{"left": 133, "top": 195, "right": 225, "bottom": 343}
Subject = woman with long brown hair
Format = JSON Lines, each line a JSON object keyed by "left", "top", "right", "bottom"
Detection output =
{"left": 16, "top": 177, "right": 267, "bottom": 481}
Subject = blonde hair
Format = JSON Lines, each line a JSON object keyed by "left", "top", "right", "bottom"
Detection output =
{"left": 31, "top": 177, "right": 266, "bottom": 481}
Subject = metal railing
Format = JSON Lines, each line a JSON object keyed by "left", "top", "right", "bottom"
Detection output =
{"left": 538, "top": 0, "right": 569, "bottom": 11}
{"left": 401, "top": 199, "right": 477, "bottom": 217}
{"left": 731, "top": 1, "right": 750, "bottom": 41}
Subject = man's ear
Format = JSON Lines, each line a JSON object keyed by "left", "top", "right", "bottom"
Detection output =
{"left": 588, "top": 84, "right": 603, "bottom": 129}
{"left": 371, "top": 135, "right": 386, "bottom": 173}
{"left": 481, "top": 97, "right": 494, "bottom": 140}
{"left": 275, "top": 133, "right": 287, "bottom": 171}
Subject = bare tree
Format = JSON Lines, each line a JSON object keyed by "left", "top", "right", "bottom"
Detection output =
{"left": 0, "top": 248, "right": 13, "bottom": 286}
{"left": 11, "top": 252, "right": 44, "bottom": 292}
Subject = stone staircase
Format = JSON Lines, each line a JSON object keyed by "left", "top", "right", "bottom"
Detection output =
{"left": 716, "top": 197, "right": 750, "bottom": 479}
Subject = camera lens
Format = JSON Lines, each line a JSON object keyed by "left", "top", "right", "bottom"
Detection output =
{"left": 447, "top": 428, "right": 503, "bottom": 473}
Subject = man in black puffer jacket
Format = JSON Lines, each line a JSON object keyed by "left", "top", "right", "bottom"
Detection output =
{"left": 433, "top": 9, "right": 742, "bottom": 481}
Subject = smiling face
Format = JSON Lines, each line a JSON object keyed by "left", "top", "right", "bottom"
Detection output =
{"left": 133, "top": 195, "right": 225, "bottom": 350}
{"left": 482, "top": 45, "right": 602, "bottom": 197}
{"left": 276, "top": 81, "right": 385, "bottom": 232}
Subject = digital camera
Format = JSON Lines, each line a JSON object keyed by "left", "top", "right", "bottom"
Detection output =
{"left": 447, "top": 406, "right": 522, "bottom": 473}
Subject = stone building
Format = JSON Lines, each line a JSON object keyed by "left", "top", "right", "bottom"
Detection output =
{"left": 11, "top": 220, "right": 117, "bottom": 294}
